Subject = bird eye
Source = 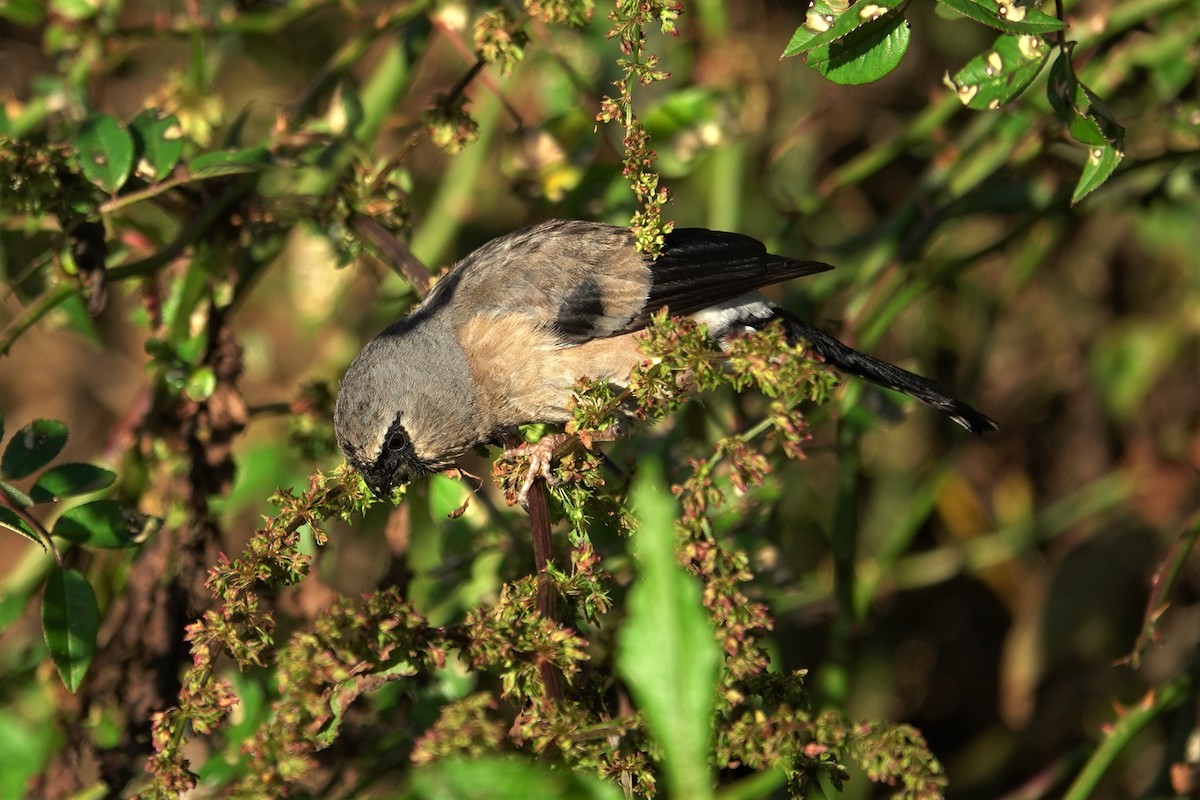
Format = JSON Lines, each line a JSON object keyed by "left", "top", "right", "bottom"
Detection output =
{"left": 385, "top": 429, "right": 410, "bottom": 452}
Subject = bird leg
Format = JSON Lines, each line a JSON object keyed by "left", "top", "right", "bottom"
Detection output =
{"left": 499, "top": 433, "right": 571, "bottom": 507}
{"left": 499, "top": 427, "right": 621, "bottom": 507}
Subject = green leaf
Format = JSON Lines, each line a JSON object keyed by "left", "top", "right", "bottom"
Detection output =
{"left": 617, "top": 460, "right": 720, "bottom": 800}
{"left": 184, "top": 366, "right": 217, "bottom": 402}
{"left": 806, "top": 10, "right": 911, "bottom": 86}
{"left": 408, "top": 757, "right": 623, "bottom": 800}
{"left": 42, "top": 567, "right": 99, "bottom": 693}
{"left": 0, "top": 506, "right": 46, "bottom": 551}
{"left": 30, "top": 463, "right": 116, "bottom": 504}
{"left": 130, "top": 109, "right": 184, "bottom": 182}
{"left": 50, "top": 0, "right": 100, "bottom": 21}
{"left": 782, "top": 0, "right": 906, "bottom": 58}
{"left": 0, "top": 480, "right": 33, "bottom": 508}
{"left": 73, "top": 114, "right": 135, "bottom": 194}
{"left": 1, "top": 418, "right": 68, "bottom": 480}
{"left": 0, "top": 0, "right": 46, "bottom": 25}
{"left": 52, "top": 500, "right": 157, "bottom": 549}
{"left": 188, "top": 147, "right": 272, "bottom": 179}
{"left": 428, "top": 474, "right": 469, "bottom": 519}
{"left": 945, "top": 33, "right": 1051, "bottom": 110}
{"left": 1047, "top": 50, "right": 1125, "bottom": 147}
{"left": 935, "top": 0, "right": 1066, "bottom": 34}
{"left": 1072, "top": 143, "right": 1123, "bottom": 204}
{"left": 1044, "top": 49, "right": 1125, "bottom": 203}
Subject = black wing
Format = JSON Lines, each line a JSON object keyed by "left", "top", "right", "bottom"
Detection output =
{"left": 620, "top": 227, "right": 833, "bottom": 333}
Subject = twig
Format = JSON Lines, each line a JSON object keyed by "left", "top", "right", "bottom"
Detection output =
{"left": 350, "top": 214, "right": 434, "bottom": 296}
{"left": 526, "top": 477, "right": 564, "bottom": 704}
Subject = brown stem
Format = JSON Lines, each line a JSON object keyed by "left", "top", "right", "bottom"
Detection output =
{"left": 526, "top": 477, "right": 564, "bottom": 704}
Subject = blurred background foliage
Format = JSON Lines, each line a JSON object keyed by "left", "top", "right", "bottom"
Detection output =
{"left": 1, "top": 0, "right": 1199, "bottom": 798}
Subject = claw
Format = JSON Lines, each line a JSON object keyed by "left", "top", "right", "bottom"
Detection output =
{"left": 502, "top": 433, "right": 571, "bottom": 507}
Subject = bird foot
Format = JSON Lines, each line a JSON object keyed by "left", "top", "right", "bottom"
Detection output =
{"left": 501, "top": 433, "right": 572, "bottom": 507}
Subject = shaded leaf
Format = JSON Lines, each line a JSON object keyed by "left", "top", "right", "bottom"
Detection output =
{"left": 53, "top": 499, "right": 157, "bottom": 549}
{"left": 30, "top": 463, "right": 116, "bottom": 504}
{"left": 617, "top": 460, "right": 719, "bottom": 800}
{"left": 409, "top": 757, "right": 622, "bottom": 800}
{"left": 42, "top": 567, "right": 99, "bottom": 693}
{"left": 945, "top": 34, "right": 1051, "bottom": 110}
{"left": 130, "top": 109, "right": 185, "bottom": 182}
{"left": 73, "top": 114, "right": 135, "bottom": 194}
{"left": 936, "top": 0, "right": 1066, "bottom": 34}
{"left": 0, "top": 480, "right": 33, "bottom": 507}
{"left": 1, "top": 418, "right": 68, "bottom": 480}
{"left": 1048, "top": 50, "right": 1125, "bottom": 147}
{"left": 0, "top": 506, "right": 46, "bottom": 551}
{"left": 0, "top": 0, "right": 45, "bottom": 25}
{"left": 188, "top": 147, "right": 272, "bottom": 179}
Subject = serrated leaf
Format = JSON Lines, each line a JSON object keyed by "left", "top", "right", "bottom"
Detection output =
{"left": 188, "top": 147, "right": 272, "bottom": 179}
{"left": 53, "top": 499, "right": 156, "bottom": 549}
{"left": 0, "top": 506, "right": 46, "bottom": 551}
{"left": 1048, "top": 51, "right": 1125, "bottom": 147}
{"left": 73, "top": 114, "right": 135, "bottom": 194}
{"left": 42, "top": 567, "right": 99, "bottom": 693}
{"left": 1, "top": 418, "right": 68, "bottom": 480}
{"left": 936, "top": 0, "right": 1066, "bottom": 34}
{"left": 1071, "top": 143, "right": 1123, "bottom": 204}
{"left": 945, "top": 33, "right": 1051, "bottom": 110}
{"left": 130, "top": 109, "right": 184, "bottom": 182}
{"left": 617, "top": 461, "right": 719, "bottom": 800}
{"left": 782, "top": 0, "right": 906, "bottom": 58}
{"left": 30, "top": 463, "right": 116, "bottom": 504}
{"left": 807, "top": 10, "right": 911, "bottom": 85}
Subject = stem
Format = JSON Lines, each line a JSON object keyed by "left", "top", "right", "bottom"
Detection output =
{"left": 0, "top": 282, "right": 77, "bottom": 358}
{"left": 821, "top": 418, "right": 861, "bottom": 708}
{"left": 528, "top": 477, "right": 564, "bottom": 704}
{"left": 1062, "top": 667, "right": 1195, "bottom": 800}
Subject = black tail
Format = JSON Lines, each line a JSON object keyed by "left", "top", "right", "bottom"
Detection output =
{"left": 769, "top": 308, "right": 998, "bottom": 434}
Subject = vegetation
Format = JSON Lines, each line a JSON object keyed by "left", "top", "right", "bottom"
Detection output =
{"left": 1, "top": 0, "right": 1198, "bottom": 798}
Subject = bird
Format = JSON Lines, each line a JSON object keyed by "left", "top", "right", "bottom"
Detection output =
{"left": 335, "top": 219, "right": 997, "bottom": 499}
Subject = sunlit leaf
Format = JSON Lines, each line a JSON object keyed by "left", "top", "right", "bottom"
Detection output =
{"left": 617, "top": 461, "right": 719, "bottom": 800}
{"left": 936, "top": 0, "right": 1066, "bottom": 34}
{"left": 945, "top": 34, "right": 1051, "bottom": 109}
{"left": 1072, "top": 143, "right": 1123, "bottom": 204}
{"left": 782, "top": 0, "right": 906, "bottom": 58}
{"left": 806, "top": 10, "right": 911, "bottom": 86}
{"left": 42, "top": 567, "right": 99, "bottom": 693}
